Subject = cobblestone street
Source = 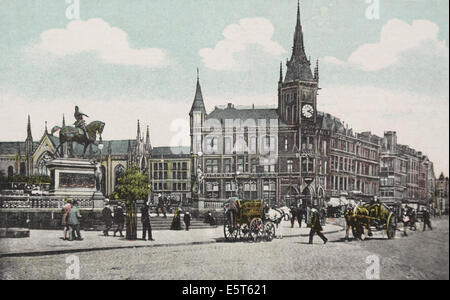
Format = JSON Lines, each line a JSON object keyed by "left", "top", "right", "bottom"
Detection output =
{"left": 0, "top": 218, "right": 447, "bottom": 280}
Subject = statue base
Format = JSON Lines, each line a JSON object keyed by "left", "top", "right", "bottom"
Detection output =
{"left": 46, "top": 158, "right": 105, "bottom": 203}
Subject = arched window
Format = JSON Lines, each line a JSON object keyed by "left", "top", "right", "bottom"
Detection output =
{"left": 36, "top": 152, "right": 52, "bottom": 176}
{"left": 7, "top": 166, "right": 14, "bottom": 177}
{"left": 114, "top": 164, "right": 126, "bottom": 187}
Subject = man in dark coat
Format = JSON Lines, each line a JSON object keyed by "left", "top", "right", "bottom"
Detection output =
{"left": 422, "top": 209, "right": 433, "bottom": 231}
{"left": 308, "top": 207, "right": 328, "bottom": 245}
{"left": 183, "top": 211, "right": 191, "bottom": 231}
{"left": 102, "top": 204, "right": 113, "bottom": 236}
{"left": 141, "top": 202, "right": 154, "bottom": 241}
{"left": 113, "top": 204, "right": 125, "bottom": 237}
{"left": 297, "top": 205, "right": 305, "bottom": 228}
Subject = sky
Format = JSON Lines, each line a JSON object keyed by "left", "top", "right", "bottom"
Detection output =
{"left": 0, "top": 0, "right": 448, "bottom": 175}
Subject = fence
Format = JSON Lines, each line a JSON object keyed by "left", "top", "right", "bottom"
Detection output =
{"left": 0, "top": 195, "right": 94, "bottom": 209}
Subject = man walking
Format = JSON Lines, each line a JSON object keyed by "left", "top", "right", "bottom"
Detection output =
{"left": 113, "top": 204, "right": 125, "bottom": 237}
{"left": 102, "top": 204, "right": 113, "bottom": 236}
{"left": 422, "top": 208, "right": 433, "bottom": 231}
{"left": 67, "top": 200, "right": 83, "bottom": 241}
{"left": 308, "top": 206, "right": 328, "bottom": 245}
{"left": 141, "top": 202, "right": 154, "bottom": 241}
{"left": 183, "top": 211, "right": 191, "bottom": 231}
{"left": 297, "top": 205, "right": 305, "bottom": 228}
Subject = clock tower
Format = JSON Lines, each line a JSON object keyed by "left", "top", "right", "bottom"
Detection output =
{"left": 278, "top": 2, "right": 321, "bottom": 203}
{"left": 278, "top": 1, "right": 319, "bottom": 127}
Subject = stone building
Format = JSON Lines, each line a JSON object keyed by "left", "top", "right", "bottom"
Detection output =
{"left": 0, "top": 116, "right": 152, "bottom": 197}
{"left": 436, "top": 173, "right": 449, "bottom": 214}
{"left": 380, "top": 131, "right": 435, "bottom": 207}
{"left": 189, "top": 4, "right": 382, "bottom": 208}
{"left": 148, "top": 146, "right": 191, "bottom": 205}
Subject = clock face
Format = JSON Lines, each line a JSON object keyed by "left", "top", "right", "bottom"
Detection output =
{"left": 302, "top": 104, "right": 314, "bottom": 119}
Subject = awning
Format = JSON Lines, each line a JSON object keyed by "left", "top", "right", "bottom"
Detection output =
{"left": 328, "top": 198, "right": 341, "bottom": 207}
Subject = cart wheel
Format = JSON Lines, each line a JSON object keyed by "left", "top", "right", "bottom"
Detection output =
{"left": 223, "top": 217, "right": 238, "bottom": 241}
{"left": 386, "top": 213, "right": 397, "bottom": 239}
{"left": 249, "top": 218, "right": 264, "bottom": 242}
{"left": 264, "top": 222, "right": 276, "bottom": 242}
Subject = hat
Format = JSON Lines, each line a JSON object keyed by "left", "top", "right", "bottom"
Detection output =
{"left": 65, "top": 198, "right": 73, "bottom": 203}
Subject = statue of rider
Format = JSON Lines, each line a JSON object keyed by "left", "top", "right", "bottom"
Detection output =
{"left": 74, "top": 106, "right": 89, "bottom": 140}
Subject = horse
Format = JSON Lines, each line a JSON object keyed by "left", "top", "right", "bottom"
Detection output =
{"left": 264, "top": 206, "right": 291, "bottom": 239}
{"left": 51, "top": 121, "right": 105, "bottom": 158}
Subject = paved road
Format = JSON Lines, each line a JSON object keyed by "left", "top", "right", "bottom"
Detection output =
{"left": 0, "top": 218, "right": 447, "bottom": 280}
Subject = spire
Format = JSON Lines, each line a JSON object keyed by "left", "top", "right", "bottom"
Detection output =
{"left": 107, "top": 141, "right": 112, "bottom": 155}
{"left": 293, "top": 0, "right": 305, "bottom": 56}
{"left": 26, "top": 115, "right": 32, "bottom": 141}
{"left": 314, "top": 59, "right": 319, "bottom": 81}
{"left": 279, "top": 62, "right": 283, "bottom": 83}
{"left": 146, "top": 125, "right": 152, "bottom": 154}
{"left": 62, "top": 114, "right": 66, "bottom": 127}
{"left": 285, "top": 1, "right": 314, "bottom": 82}
{"left": 137, "top": 120, "right": 141, "bottom": 140}
{"left": 190, "top": 68, "right": 207, "bottom": 115}
{"left": 44, "top": 121, "right": 48, "bottom": 135}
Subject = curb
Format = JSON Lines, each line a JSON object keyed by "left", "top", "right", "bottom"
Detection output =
{"left": 0, "top": 226, "right": 344, "bottom": 258}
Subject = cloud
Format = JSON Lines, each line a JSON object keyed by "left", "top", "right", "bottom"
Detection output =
{"left": 199, "top": 18, "right": 286, "bottom": 71}
{"left": 32, "top": 18, "right": 168, "bottom": 68}
{"left": 324, "top": 19, "right": 448, "bottom": 71}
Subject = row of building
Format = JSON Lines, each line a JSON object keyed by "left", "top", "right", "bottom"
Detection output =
{"left": 1, "top": 4, "right": 448, "bottom": 213}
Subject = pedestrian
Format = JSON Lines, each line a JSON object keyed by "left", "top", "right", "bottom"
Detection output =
{"left": 61, "top": 198, "right": 73, "bottom": 240}
{"left": 297, "top": 205, "right": 304, "bottom": 228}
{"left": 308, "top": 206, "right": 328, "bottom": 245}
{"left": 67, "top": 200, "right": 83, "bottom": 241}
{"left": 171, "top": 207, "right": 182, "bottom": 230}
{"left": 113, "top": 204, "right": 125, "bottom": 237}
{"left": 156, "top": 194, "right": 167, "bottom": 218}
{"left": 290, "top": 205, "right": 297, "bottom": 228}
{"left": 344, "top": 205, "right": 354, "bottom": 241}
{"left": 183, "top": 211, "right": 191, "bottom": 231}
{"left": 422, "top": 209, "right": 433, "bottom": 231}
{"left": 402, "top": 210, "right": 409, "bottom": 237}
{"left": 141, "top": 202, "right": 154, "bottom": 241}
{"left": 102, "top": 203, "right": 113, "bottom": 236}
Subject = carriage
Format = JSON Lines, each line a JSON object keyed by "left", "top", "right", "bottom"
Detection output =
{"left": 223, "top": 198, "right": 276, "bottom": 242}
{"left": 350, "top": 202, "right": 397, "bottom": 240}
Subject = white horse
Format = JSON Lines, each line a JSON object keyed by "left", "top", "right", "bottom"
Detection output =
{"left": 265, "top": 207, "right": 291, "bottom": 239}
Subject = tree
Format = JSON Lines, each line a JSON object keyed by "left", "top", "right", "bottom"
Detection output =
{"left": 114, "top": 168, "right": 150, "bottom": 240}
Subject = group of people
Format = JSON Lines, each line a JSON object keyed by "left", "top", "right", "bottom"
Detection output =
{"left": 61, "top": 198, "right": 83, "bottom": 241}
{"left": 101, "top": 202, "right": 126, "bottom": 237}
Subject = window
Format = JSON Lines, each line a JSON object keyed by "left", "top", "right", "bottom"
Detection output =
{"left": 287, "top": 160, "right": 293, "bottom": 173}
{"left": 206, "top": 159, "right": 219, "bottom": 173}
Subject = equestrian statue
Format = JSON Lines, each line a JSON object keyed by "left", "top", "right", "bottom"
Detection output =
{"left": 51, "top": 106, "right": 105, "bottom": 158}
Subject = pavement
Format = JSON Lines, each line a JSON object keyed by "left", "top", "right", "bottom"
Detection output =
{"left": 0, "top": 219, "right": 343, "bottom": 257}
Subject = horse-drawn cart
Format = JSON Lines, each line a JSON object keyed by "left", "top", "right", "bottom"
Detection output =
{"left": 223, "top": 199, "right": 276, "bottom": 242}
{"left": 351, "top": 202, "right": 397, "bottom": 240}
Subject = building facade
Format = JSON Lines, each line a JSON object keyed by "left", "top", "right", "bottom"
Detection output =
{"left": 189, "top": 4, "right": 382, "bottom": 208}
{"left": 0, "top": 117, "right": 152, "bottom": 197}
{"left": 380, "top": 131, "right": 435, "bottom": 207}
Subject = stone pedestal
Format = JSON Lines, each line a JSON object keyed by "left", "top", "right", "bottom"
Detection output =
{"left": 46, "top": 158, "right": 105, "bottom": 202}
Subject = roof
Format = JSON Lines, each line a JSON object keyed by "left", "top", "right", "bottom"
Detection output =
{"left": 316, "top": 112, "right": 345, "bottom": 133}
{"left": 0, "top": 141, "right": 39, "bottom": 156}
{"left": 284, "top": 3, "right": 315, "bottom": 82}
{"left": 190, "top": 77, "right": 206, "bottom": 115}
{"left": 151, "top": 146, "right": 190, "bottom": 158}
{"left": 206, "top": 105, "right": 283, "bottom": 126}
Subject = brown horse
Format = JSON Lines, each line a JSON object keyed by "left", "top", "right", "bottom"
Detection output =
{"left": 51, "top": 121, "right": 105, "bottom": 158}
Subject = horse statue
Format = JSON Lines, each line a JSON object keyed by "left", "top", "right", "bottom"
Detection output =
{"left": 51, "top": 121, "right": 105, "bottom": 158}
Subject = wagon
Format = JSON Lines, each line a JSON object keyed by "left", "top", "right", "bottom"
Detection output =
{"left": 351, "top": 202, "right": 397, "bottom": 240}
{"left": 223, "top": 198, "right": 276, "bottom": 242}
